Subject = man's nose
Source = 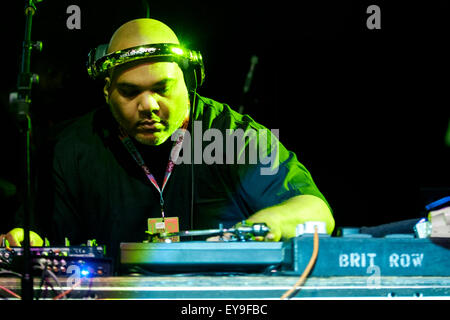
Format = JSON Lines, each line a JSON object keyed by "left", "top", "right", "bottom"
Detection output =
{"left": 138, "top": 92, "right": 160, "bottom": 113}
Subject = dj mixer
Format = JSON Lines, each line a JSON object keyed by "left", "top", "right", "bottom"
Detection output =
{"left": 1, "top": 219, "right": 449, "bottom": 299}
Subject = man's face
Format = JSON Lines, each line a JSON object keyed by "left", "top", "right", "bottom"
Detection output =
{"left": 105, "top": 61, "right": 190, "bottom": 146}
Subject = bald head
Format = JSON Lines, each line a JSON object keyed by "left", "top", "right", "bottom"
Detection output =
{"left": 107, "top": 18, "right": 180, "bottom": 54}
{"left": 103, "top": 19, "right": 190, "bottom": 147}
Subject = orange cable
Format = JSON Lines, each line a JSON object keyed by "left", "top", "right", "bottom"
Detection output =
{"left": 53, "top": 279, "right": 82, "bottom": 300}
{"left": 0, "top": 285, "right": 21, "bottom": 299}
{"left": 281, "top": 227, "right": 319, "bottom": 300}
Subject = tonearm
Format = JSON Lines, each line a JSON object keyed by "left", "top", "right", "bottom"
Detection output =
{"left": 146, "top": 221, "right": 270, "bottom": 242}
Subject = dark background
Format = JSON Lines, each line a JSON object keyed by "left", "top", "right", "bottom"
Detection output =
{"left": 1, "top": 0, "right": 449, "bottom": 233}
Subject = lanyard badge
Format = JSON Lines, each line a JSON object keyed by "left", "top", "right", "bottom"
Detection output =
{"left": 147, "top": 217, "right": 180, "bottom": 242}
{"left": 118, "top": 122, "right": 187, "bottom": 241}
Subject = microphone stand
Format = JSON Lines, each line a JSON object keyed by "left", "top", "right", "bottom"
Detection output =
{"left": 9, "top": 0, "right": 43, "bottom": 301}
{"left": 238, "top": 55, "right": 258, "bottom": 114}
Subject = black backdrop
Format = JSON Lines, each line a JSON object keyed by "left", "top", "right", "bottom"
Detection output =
{"left": 1, "top": 0, "right": 449, "bottom": 233}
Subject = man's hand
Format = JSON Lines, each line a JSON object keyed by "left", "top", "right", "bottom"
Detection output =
{"left": 246, "top": 194, "right": 335, "bottom": 241}
{"left": 0, "top": 228, "right": 44, "bottom": 247}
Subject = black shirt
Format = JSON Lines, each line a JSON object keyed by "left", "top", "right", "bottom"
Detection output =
{"left": 29, "top": 94, "right": 329, "bottom": 261}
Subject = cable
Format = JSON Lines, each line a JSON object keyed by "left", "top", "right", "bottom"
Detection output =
{"left": 189, "top": 72, "right": 198, "bottom": 231}
{"left": 0, "top": 269, "right": 22, "bottom": 278}
{"left": 42, "top": 270, "right": 64, "bottom": 299}
{"left": 43, "top": 269, "right": 64, "bottom": 294}
{"left": 34, "top": 260, "right": 89, "bottom": 300}
{"left": 85, "top": 276, "right": 95, "bottom": 299}
{"left": 0, "top": 265, "right": 22, "bottom": 300}
{"left": 34, "top": 260, "right": 64, "bottom": 299}
{"left": 0, "top": 285, "right": 21, "bottom": 299}
{"left": 52, "top": 279, "right": 82, "bottom": 300}
{"left": 0, "top": 268, "right": 22, "bottom": 300}
{"left": 280, "top": 227, "right": 319, "bottom": 300}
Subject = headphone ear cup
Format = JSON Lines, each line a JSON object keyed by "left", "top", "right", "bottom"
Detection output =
{"left": 179, "top": 50, "right": 205, "bottom": 91}
{"left": 178, "top": 57, "right": 190, "bottom": 71}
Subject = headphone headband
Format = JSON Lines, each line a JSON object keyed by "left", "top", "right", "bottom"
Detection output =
{"left": 87, "top": 43, "right": 205, "bottom": 89}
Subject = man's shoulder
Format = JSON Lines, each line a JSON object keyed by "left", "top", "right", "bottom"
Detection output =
{"left": 51, "top": 107, "right": 108, "bottom": 152}
{"left": 196, "top": 94, "right": 265, "bottom": 131}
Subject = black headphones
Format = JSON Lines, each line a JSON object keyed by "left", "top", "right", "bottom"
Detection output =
{"left": 86, "top": 43, "right": 205, "bottom": 91}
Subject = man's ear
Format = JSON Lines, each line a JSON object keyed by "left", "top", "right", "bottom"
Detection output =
{"left": 103, "top": 77, "right": 111, "bottom": 103}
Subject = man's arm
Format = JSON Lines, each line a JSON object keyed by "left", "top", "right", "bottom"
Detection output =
{"left": 246, "top": 194, "right": 335, "bottom": 241}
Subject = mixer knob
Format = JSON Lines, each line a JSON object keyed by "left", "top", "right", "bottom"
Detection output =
{"left": 87, "top": 239, "right": 97, "bottom": 247}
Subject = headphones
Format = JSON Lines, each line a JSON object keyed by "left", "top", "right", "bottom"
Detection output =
{"left": 86, "top": 43, "right": 205, "bottom": 91}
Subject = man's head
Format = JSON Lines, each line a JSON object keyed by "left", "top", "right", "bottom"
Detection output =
{"left": 103, "top": 18, "right": 190, "bottom": 146}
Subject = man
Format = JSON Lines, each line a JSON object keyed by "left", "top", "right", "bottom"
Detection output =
{"left": 2, "top": 19, "right": 334, "bottom": 259}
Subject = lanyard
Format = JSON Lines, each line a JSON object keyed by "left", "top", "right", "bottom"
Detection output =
{"left": 118, "top": 125, "right": 187, "bottom": 219}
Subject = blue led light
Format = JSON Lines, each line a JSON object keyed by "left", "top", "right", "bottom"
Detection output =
{"left": 81, "top": 269, "right": 90, "bottom": 276}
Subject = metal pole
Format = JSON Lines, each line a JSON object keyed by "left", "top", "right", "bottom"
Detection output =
{"left": 11, "top": 0, "right": 43, "bottom": 300}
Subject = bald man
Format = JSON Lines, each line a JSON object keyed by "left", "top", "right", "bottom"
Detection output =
{"left": 3, "top": 19, "right": 334, "bottom": 262}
